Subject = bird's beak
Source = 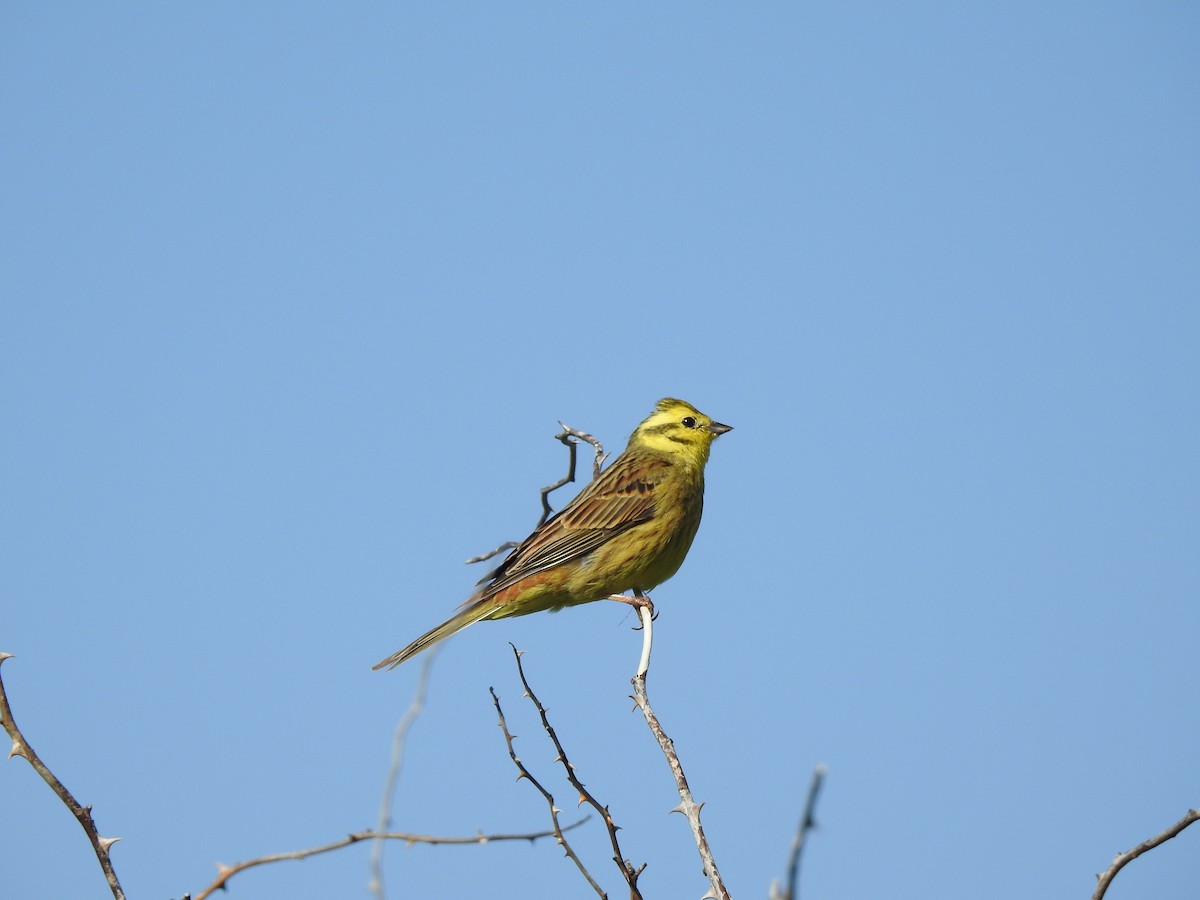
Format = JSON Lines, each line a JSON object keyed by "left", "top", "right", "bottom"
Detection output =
{"left": 706, "top": 421, "right": 732, "bottom": 436}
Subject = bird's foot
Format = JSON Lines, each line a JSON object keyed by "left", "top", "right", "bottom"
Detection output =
{"left": 605, "top": 592, "right": 656, "bottom": 627}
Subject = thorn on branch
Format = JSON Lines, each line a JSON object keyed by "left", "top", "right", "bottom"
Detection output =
{"left": 0, "top": 653, "right": 127, "bottom": 900}
{"left": 503, "top": 647, "right": 645, "bottom": 899}
{"left": 632, "top": 668, "right": 730, "bottom": 900}
{"left": 490, "top": 682, "right": 607, "bottom": 898}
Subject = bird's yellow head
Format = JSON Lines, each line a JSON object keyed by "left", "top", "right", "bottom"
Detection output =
{"left": 627, "top": 398, "right": 732, "bottom": 468}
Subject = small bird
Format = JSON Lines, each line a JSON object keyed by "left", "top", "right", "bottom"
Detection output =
{"left": 373, "top": 398, "right": 732, "bottom": 669}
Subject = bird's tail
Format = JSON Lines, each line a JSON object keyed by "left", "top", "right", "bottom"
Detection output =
{"left": 372, "top": 598, "right": 494, "bottom": 671}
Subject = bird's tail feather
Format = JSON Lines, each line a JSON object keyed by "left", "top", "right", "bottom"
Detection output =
{"left": 372, "top": 598, "right": 493, "bottom": 670}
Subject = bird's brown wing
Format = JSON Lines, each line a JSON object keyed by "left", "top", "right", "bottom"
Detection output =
{"left": 478, "top": 452, "right": 672, "bottom": 598}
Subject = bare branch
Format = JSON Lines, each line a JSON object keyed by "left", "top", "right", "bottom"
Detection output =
{"left": 1093, "top": 808, "right": 1200, "bottom": 900}
{"left": 558, "top": 422, "right": 608, "bottom": 482}
{"left": 770, "top": 764, "right": 828, "bottom": 900}
{"left": 490, "top": 683, "right": 607, "bottom": 897}
{"left": 629, "top": 627, "right": 731, "bottom": 900}
{"left": 369, "top": 649, "right": 438, "bottom": 899}
{"left": 467, "top": 419, "right": 608, "bottom": 567}
{"left": 535, "top": 422, "right": 607, "bottom": 527}
{"left": 184, "top": 820, "right": 589, "bottom": 900}
{"left": 0, "top": 653, "right": 126, "bottom": 900}
{"left": 509, "top": 645, "right": 646, "bottom": 899}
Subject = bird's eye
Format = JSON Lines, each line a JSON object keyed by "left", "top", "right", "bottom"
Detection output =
{"left": 681, "top": 416, "right": 697, "bottom": 428}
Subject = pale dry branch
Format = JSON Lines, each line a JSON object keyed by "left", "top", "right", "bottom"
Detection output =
{"left": 183, "top": 820, "right": 589, "bottom": 900}
{"left": 369, "top": 648, "right": 438, "bottom": 899}
{"left": 509, "top": 645, "right": 646, "bottom": 899}
{"left": 629, "top": 622, "right": 731, "bottom": 900}
{"left": 0, "top": 653, "right": 126, "bottom": 900}
{"left": 490, "top": 684, "right": 607, "bottom": 897}
{"left": 558, "top": 422, "right": 608, "bottom": 482}
{"left": 769, "top": 764, "right": 828, "bottom": 900}
{"left": 1092, "top": 807, "right": 1200, "bottom": 900}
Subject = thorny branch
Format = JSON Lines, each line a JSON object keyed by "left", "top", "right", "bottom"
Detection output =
{"left": 369, "top": 648, "right": 438, "bottom": 900}
{"left": 629, "top": 607, "right": 730, "bottom": 900}
{"left": 509, "top": 645, "right": 646, "bottom": 899}
{"left": 490, "top": 685, "right": 607, "bottom": 897}
{"left": 0, "top": 653, "right": 126, "bottom": 900}
{"left": 1092, "top": 808, "right": 1200, "bottom": 900}
{"left": 182, "top": 820, "right": 590, "bottom": 900}
{"left": 770, "top": 764, "right": 828, "bottom": 900}
{"left": 465, "top": 420, "right": 608, "bottom": 565}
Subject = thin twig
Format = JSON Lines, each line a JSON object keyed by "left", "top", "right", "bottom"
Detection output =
{"left": 464, "top": 541, "right": 519, "bottom": 565}
{"left": 369, "top": 649, "right": 438, "bottom": 899}
{"left": 559, "top": 422, "right": 608, "bottom": 482}
{"left": 770, "top": 764, "right": 828, "bottom": 900}
{"left": 490, "top": 685, "right": 607, "bottom": 897}
{"left": 535, "top": 429, "right": 579, "bottom": 526}
{"left": 467, "top": 420, "right": 608, "bottom": 566}
{"left": 629, "top": 614, "right": 731, "bottom": 900}
{"left": 0, "top": 653, "right": 126, "bottom": 900}
{"left": 509, "top": 645, "right": 646, "bottom": 899}
{"left": 536, "top": 423, "right": 607, "bottom": 527}
{"left": 1092, "top": 808, "right": 1200, "bottom": 900}
{"left": 183, "top": 820, "right": 590, "bottom": 900}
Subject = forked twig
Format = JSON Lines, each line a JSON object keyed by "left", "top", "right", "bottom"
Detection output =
{"left": 560, "top": 423, "right": 608, "bottom": 479}
{"left": 509, "top": 646, "right": 646, "bottom": 899}
{"left": 369, "top": 648, "right": 438, "bottom": 899}
{"left": 0, "top": 653, "right": 126, "bottom": 900}
{"left": 183, "top": 821, "right": 589, "bottom": 900}
{"left": 490, "top": 686, "right": 607, "bottom": 897}
{"left": 536, "top": 422, "right": 608, "bottom": 528}
{"left": 629, "top": 608, "right": 730, "bottom": 900}
{"left": 466, "top": 420, "right": 609, "bottom": 566}
{"left": 1092, "top": 808, "right": 1200, "bottom": 900}
{"left": 770, "top": 764, "right": 828, "bottom": 900}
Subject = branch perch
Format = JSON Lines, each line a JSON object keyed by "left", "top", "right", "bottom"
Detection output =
{"left": 629, "top": 610, "right": 730, "bottom": 900}
{"left": 0, "top": 653, "right": 126, "bottom": 900}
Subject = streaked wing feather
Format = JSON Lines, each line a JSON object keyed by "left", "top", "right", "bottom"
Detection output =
{"left": 480, "top": 453, "right": 671, "bottom": 598}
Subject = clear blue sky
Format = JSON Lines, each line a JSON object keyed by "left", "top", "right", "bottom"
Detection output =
{"left": 3, "top": 4, "right": 1198, "bottom": 899}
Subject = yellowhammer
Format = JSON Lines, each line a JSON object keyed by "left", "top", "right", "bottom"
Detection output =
{"left": 373, "top": 398, "right": 732, "bottom": 670}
